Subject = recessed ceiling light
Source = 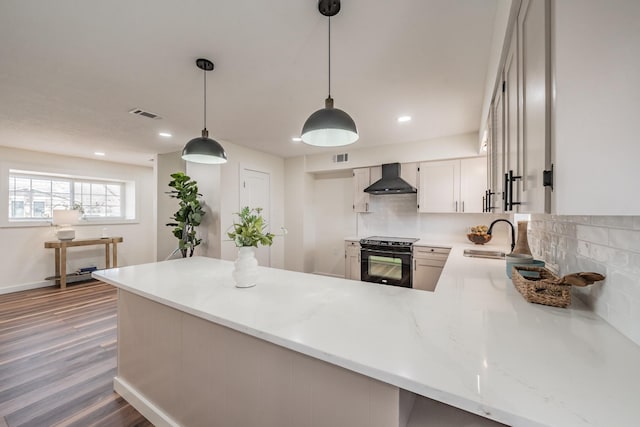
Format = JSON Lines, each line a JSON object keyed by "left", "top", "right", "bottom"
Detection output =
{"left": 397, "top": 116, "right": 412, "bottom": 123}
{"left": 94, "top": 152, "right": 105, "bottom": 156}
{"left": 291, "top": 137, "right": 302, "bottom": 142}
{"left": 159, "top": 132, "right": 172, "bottom": 138}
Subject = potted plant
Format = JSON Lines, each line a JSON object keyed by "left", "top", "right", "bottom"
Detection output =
{"left": 227, "top": 206, "right": 274, "bottom": 248}
{"left": 227, "top": 207, "right": 275, "bottom": 288}
{"left": 166, "top": 172, "right": 205, "bottom": 258}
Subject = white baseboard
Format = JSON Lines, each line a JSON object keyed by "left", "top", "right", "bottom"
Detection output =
{"left": 0, "top": 280, "right": 51, "bottom": 295}
{"left": 113, "top": 377, "right": 179, "bottom": 427}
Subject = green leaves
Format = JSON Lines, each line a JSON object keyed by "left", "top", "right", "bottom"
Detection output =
{"left": 166, "top": 172, "right": 205, "bottom": 257}
{"left": 227, "top": 206, "right": 275, "bottom": 248}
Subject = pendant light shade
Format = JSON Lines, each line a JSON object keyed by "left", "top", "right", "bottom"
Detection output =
{"left": 182, "top": 129, "right": 227, "bottom": 164}
{"left": 301, "top": 0, "right": 358, "bottom": 147}
{"left": 182, "top": 58, "right": 227, "bottom": 164}
{"left": 302, "top": 97, "right": 358, "bottom": 147}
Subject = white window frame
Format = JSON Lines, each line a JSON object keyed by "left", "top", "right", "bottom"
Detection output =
{"left": 1, "top": 167, "right": 137, "bottom": 228}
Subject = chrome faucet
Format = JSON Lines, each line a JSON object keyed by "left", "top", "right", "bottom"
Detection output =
{"left": 487, "top": 219, "right": 515, "bottom": 252}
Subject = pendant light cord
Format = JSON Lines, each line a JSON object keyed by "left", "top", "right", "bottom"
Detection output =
{"left": 203, "top": 67, "right": 207, "bottom": 129}
{"left": 328, "top": 16, "right": 331, "bottom": 98}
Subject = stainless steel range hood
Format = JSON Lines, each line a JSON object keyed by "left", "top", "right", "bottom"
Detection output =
{"left": 364, "top": 163, "right": 417, "bottom": 195}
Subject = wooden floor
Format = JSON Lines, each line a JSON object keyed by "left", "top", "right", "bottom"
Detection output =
{"left": 0, "top": 281, "right": 152, "bottom": 427}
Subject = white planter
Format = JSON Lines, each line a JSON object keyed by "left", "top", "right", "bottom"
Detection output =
{"left": 232, "top": 246, "right": 259, "bottom": 288}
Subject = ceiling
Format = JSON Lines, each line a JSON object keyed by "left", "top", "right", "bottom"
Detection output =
{"left": 0, "top": 0, "right": 498, "bottom": 166}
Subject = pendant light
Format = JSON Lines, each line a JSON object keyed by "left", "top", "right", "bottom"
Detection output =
{"left": 182, "top": 58, "right": 227, "bottom": 164}
{"left": 301, "top": 0, "right": 358, "bottom": 147}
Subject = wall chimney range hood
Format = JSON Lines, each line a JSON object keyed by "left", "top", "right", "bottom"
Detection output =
{"left": 364, "top": 163, "right": 417, "bottom": 195}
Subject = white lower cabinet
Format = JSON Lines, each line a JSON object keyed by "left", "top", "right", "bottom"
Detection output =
{"left": 403, "top": 391, "right": 506, "bottom": 426}
{"left": 412, "top": 246, "right": 450, "bottom": 292}
{"left": 345, "top": 240, "right": 361, "bottom": 280}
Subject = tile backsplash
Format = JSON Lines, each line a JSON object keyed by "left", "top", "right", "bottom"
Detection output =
{"left": 358, "top": 194, "right": 511, "bottom": 243}
{"left": 529, "top": 214, "right": 640, "bottom": 346}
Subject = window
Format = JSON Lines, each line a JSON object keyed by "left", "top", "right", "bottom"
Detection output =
{"left": 8, "top": 171, "right": 127, "bottom": 221}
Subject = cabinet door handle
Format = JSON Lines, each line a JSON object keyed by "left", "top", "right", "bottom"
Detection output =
{"left": 486, "top": 189, "right": 495, "bottom": 212}
{"left": 462, "top": 201, "right": 465, "bottom": 212}
{"left": 508, "top": 170, "right": 522, "bottom": 210}
{"left": 482, "top": 195, "right": 486, "bottom": 213}
{"left": 365, "top": 202, "right": 369, "bottom": 212}
{"left": 503, "top": 173, "right": 509, "bottom": 211}
{"left": 455, "top": 201, "right": 458, "bottom": 212}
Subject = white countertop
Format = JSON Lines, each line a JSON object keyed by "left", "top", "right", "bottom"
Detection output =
{"left": 94, "top": 244, "right": 640, "bottom": 427}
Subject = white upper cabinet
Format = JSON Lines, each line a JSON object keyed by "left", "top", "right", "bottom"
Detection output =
{"left": 418, "top": 160, "right": 460, "bottom": 213}
{"left": 460, "top": 157, "right": 488, "bottom": 213}
{"left": 400, "top": 162, "right": 419, "bottom": 189}
{"left": 487, "top": 0, "right": 551, "bottom": 214}
{"left": 517, "top": 0, "right": 549, "bottom": 213}
{"left": 505, "top": 28, "right": 521, "bottom": 211}
{"left": 551, "top": 0, "right": 640, "bottom": 214}
{"left": 490, "top": 83, "right": 506, "bottom": 213}
{"left": 418, "top": 158, "right": 486, "bottom": 213}
{"left": 486, "top": 0, "right": 640, "bottom": 215}
{"left": 352, "top": 168, "right": 371, "bottom": 213}
{"left": 352, "top": 166, "right": 381, "bottom": 213}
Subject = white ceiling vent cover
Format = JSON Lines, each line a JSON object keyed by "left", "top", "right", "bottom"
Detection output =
{"left": 128, "top": 108, "right": 162, "bottom": 120}
{"left": 333, "top": 153, "right": 349, "bottom": 163}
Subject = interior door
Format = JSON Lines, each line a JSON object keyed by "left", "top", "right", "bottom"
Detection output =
{"left": 239, "top": 168, "right": 271, "bottom": 267}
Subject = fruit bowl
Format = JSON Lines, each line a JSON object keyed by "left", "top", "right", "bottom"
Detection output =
{"left": 467, "top": 225, "right": 491, "bottom": 245}
{"left": 467, "top": 233, "right": 492, "bottom": 245}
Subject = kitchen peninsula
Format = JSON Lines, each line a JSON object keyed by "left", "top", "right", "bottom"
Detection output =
{"left": 94, "top": 245, "right": 640, "bottom": 427}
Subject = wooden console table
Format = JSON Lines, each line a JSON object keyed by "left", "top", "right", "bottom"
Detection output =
{"left": 44, "top": 237, "right": 123, "bottom": 288}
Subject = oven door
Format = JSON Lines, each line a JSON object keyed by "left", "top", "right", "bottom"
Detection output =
{"left": 360, "top": 248, "right": 412, "bottom": 288}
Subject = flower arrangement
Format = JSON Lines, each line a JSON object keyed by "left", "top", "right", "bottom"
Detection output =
{"left": 227, "top": 207, "right": 276, "bottom": 248}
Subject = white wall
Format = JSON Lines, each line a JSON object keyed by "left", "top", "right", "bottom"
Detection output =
{"left": 313, "top": 172, "right": 357, "bottom": 277}
{"left": 303, "top": 132, "right": 481, "bottom": 173}
{"left": 186, "top": 161, "right": 222, "bottom": 259}
{"left": 0, "top": 146, "right": 155, "bottom": 293}
{"left": 529, "top": 215, "right": 640, "bottom": 346}
{"left": 552, "top": 0, "right": 640, "bottom": 214}
{"left": 186, "top": 142, "right": 286, "bottom": 269}
{"left": 284, "top": 156, "right": 316, "bottom": 273}
{"left": 155, "top": 152, "right": 185, "bottom": 260}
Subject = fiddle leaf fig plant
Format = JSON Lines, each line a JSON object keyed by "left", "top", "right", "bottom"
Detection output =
{"left": 166, "top": 172, "right": 205, "bottom": 257}
{"left": 227, "top": 207, "right": 275, "bottom": 248}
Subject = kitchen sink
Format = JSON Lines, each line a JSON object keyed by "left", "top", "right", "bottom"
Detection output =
{"left": 463, "top": 249, "right": 506, "bottom": 259}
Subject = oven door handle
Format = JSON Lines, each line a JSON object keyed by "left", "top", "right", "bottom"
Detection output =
{"left": 361, "top": 248, "right": 410, "bottom": 256}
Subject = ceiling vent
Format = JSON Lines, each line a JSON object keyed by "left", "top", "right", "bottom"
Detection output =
{"left": 128, "top": 108, "right": 162, "bottom": 120}
{"left": 333, "top": 153, "right": 349, "bottom": 163}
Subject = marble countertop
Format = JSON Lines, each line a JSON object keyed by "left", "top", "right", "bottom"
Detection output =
{"left": 94, "top": 243, "right": 640, "bottom": 427}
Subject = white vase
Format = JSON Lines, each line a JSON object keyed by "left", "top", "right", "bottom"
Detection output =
{"left": 232, "top": 246, "right": 259, "bottom": 288}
